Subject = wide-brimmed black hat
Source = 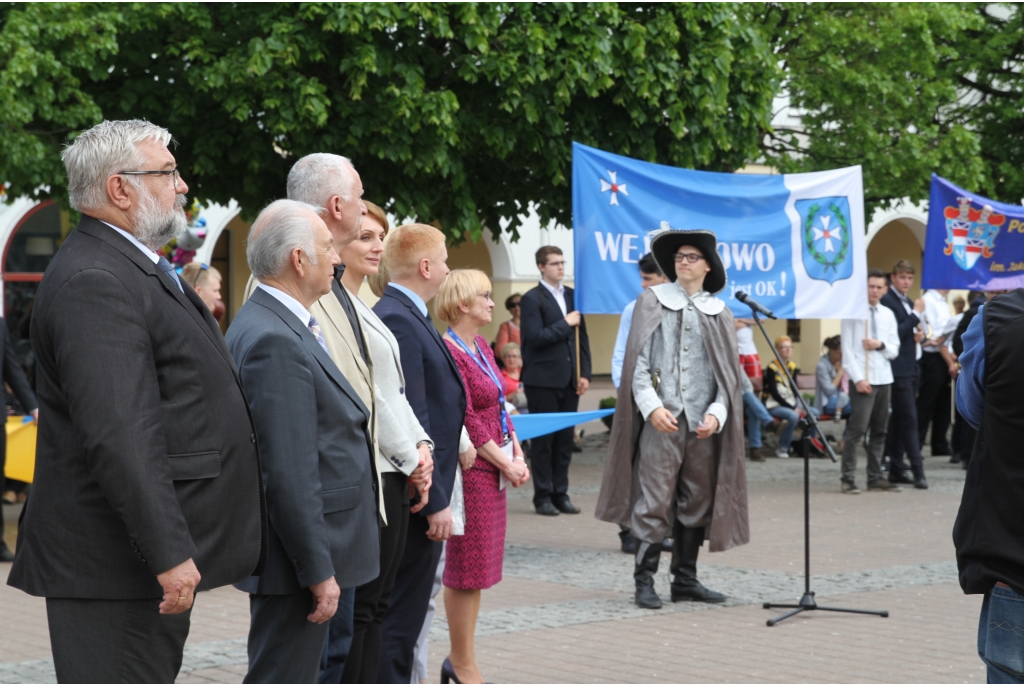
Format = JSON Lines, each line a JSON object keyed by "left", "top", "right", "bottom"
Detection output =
{"left": 650, "top": 227, "right": 727, "bottom": 294}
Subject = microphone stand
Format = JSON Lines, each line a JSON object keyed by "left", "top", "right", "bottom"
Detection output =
{"left": 746, "top": 309, "right": 889, "bottom": 627}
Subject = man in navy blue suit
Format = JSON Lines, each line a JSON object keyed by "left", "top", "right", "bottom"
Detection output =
{"left": 879, "top": 259, "right": 929, "bottom": 489}
{"left": 373, "top": 223, "right": 467, "bottom": 684}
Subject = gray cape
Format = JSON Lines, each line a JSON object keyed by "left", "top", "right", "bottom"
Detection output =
{"left": 594, "top": 288, "right": 750, "bottom": 552}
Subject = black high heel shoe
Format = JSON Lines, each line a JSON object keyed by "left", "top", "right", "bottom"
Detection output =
{"left": 440, "top": 657, "right": 462, "bottom": 684}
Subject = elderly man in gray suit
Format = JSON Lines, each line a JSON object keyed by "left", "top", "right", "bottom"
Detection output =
{"left": 227, "top": 199, "right": 380, "bottom": 683}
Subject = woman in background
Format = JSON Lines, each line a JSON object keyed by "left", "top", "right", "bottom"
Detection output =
{"left": 180, "top": 262, "right": 224, "bottom": 320}
{"left": 494, "top": 293, "right": 522, "bottom": 352}
{"left": 498, "top": 342, "right": 528, "bottom": 412}
{"left": 815, "top": 335, "right": 851, "bottom": 422}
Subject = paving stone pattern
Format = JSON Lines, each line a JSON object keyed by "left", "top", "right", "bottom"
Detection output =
{"left": 1, "top": 429, "right": 982, "bottom": 683}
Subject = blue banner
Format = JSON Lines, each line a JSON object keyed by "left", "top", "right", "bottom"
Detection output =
{"left": 572, "top": 143, "right": 867, "bottom": 319}
{"left": 511, "top": 409, "right": 614, "bottom": 442}
{"left": 922, "top": 174, "right": 1024, "bottom": 290}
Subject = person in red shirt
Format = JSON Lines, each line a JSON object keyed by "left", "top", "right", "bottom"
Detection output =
{"left": 498, "top": 342, "right": 528, "bottom": 411}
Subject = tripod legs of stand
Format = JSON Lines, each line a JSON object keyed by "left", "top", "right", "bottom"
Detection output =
{"left": 763, "top": 592, "right": 889, "bottom": 627}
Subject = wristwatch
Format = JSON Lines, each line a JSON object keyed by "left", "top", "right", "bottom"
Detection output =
{"left": 416, "top": 440, "right": 434, "bottom": 456}
{"left": 878, "top": 342, "right": 885, "bottom": 350}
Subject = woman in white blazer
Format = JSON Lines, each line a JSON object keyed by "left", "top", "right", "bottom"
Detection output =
{"left": 338, "top": 201, "right": 471, "bottom": 683}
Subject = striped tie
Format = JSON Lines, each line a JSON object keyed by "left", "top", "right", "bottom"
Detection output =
{"left": 308, "top": 316, "right": 329, "bottom": 353}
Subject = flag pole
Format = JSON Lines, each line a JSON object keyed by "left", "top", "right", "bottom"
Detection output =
{"left": 575, "top": 324, "right": 581, "bottom": 388}
{"left": 865, "top": 320, "right": 870, "bottom": 384}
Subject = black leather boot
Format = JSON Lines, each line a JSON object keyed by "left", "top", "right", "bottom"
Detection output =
{"left": 619, "top": 527, "right": 637, "bottom": 554}
{"left": 669, "top": 523, "right": 726, "bottom": 603}
{"left": 634, "top": 541, "right": 663, "bottom": 609}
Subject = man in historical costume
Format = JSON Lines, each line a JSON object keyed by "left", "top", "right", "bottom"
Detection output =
{"left": 596, "top": 228, "right": 749, "bottom": 610}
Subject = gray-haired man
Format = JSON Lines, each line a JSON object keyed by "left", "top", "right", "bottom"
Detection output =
{"left": 228, "top": 199, "right": 380, "bottom": 683}
{"left": 8, "top": 119, "right": 265, "bottom": 683}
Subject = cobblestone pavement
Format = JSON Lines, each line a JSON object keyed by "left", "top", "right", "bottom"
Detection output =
{"left": 2, "top": 431, "right": 983, "bottom": 683}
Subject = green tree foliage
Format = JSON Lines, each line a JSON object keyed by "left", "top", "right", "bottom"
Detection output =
{"left": 0, "top": 2, "right": 778, "bottom": 241}
{"left": 761, "top": 3, "right": 987, "bottom": 213}
{"left": 946, "top": 3, "right": 1024, "bottom": 205}
{"left": 0, "top": 3, "right": 122, "bottom": 203}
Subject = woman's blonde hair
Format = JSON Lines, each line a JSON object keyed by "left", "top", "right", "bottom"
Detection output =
{"left": 180, "top": 262, "right": 221, "bottom": 290}
{"left": 774, "top": 335, "right": 792, "bottom": 348}
{"left": 435, "top": 269, "right": 491, "bottom": 326}
{"left": 363, "top": 201, "right": 391, "bottom": 297}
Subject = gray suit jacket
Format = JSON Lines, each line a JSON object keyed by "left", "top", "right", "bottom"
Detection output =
{"left": 227, "top": 288, "right": 380, "bottom": 594}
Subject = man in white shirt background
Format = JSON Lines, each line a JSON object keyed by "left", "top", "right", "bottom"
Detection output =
{"left": 917, "top": 288, "right": 954, "bottom": 457}
{"left": 839, "top": 269, "right": 901, "bottom": 494}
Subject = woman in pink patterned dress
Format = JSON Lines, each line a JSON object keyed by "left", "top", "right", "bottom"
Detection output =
{"left": 436, "top": 269, "right": 530, "bottom": 684}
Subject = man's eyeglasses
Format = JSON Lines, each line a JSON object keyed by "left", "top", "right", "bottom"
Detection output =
{"left": 545, "top": 260, "right": 566, "bottom": 268}
{"left": 119, "top": 168, "right": 181, "bottom": 189}
{"left": 674, "top": 253, "right": 705, "bottom": 264}
{"left": 509, "top": 302, "right": 521, "bottom": 308}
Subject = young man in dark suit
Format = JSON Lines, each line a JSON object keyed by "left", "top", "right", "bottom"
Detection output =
{"left": 373, "top": 223, "right": 468, "bottom": 684}
{"left": 879, "top": 259, "right": 929, "bottom": 489}
{"left": 520, "top": 245, "right": 592, "bottom": 516}
{"left": 8, "top": 120, "right": 265, "bottom": 683}
{"left": 228, "top": 200, "right": 380, "bottom": 684}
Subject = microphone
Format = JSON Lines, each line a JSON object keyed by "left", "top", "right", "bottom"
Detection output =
{"left": 736, "top": 291, "right": 777, "bottom": 320}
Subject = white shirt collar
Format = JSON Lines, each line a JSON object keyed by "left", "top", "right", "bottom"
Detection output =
{"left": 102, "top": 221, "right": 159, "bottom": 264}
{"left": 388, "top": 282, "right": 428, "bottom": 317}
{"left": 540, "top": 279, "right": 564, "bottom": 297}
{"left": 257, "top": 283, "right": 312, "bottom": 328}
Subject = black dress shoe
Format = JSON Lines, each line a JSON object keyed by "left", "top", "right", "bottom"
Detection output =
{"left": 554, "top": 499, "right": 580, "bottom": 514}
{"left": 535, "top": 502, "right": 560, "bottom": 516}
{"left": 620, "top": 533, "right": 637, "bottom": 554}
{"left": 889, "top": 472, "right": 915, "bottom": 485}
{"left": 661, "top": 538, "right": 673, "bottom": 553}
{"left": 914, "top": 476, "right": 929, "bottom": 490}
{"left": 0, "top": 543, "right": 15, "bottom": 563}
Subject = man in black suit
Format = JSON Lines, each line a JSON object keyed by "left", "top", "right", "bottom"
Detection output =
{"left": 0, "top": 317, "right": 38, "bottom": 563}
{"left": 520, "top": 245, "right": 592, "bottom": 516}
{"left": 227, "top": 199, "right": 380, "bottom": 683}
{"left": 8, "top": 119, "right": 265, "bottom": 683}
{"left": 373, "top": 223, "right": 467, "bottom": 684}
{"left": 879, "top": 259, "right": 929, "bottom": 489}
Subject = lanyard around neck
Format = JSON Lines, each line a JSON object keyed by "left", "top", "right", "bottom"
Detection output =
{"left": 446, "top": 328, "right": 511, "bottom": 440}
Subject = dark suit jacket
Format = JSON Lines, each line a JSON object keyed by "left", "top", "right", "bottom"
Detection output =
{"left": 0, "top": 317, "right": 37, "bottom": 466}
{"left": 9, "top": 216, "right": 265, "bottom": 599}
{"left": 228, "top": 287, "right": 379, "bottom": 594}
{"left": 880, "top": 288, "right": 921, "bottom": 379}
{"left": 373, "top": 286, "right": 465, "bottom": 516}
{"left": 519, "top": 282, "right": 591, "bottom": 389}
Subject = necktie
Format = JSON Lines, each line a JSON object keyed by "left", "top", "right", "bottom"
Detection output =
{"left": 157, "top": 256, "right": 184, "bottom": 293}
{"left": 870, "top": 306, "right": 878, "bottom": 339}
{"left": 308, "top": 316, "right": 330, "bottom": 354}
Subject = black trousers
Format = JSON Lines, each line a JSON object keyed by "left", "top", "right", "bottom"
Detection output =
{"left": 885, "top": 375, "right": 925, "bottom": 479}
{"left": 917, "top": 352, "right": 952, "bottom": 453}
{"left": 46, "top": 596, "right": 191, "bottom": 683}
{"left": 525, "top": 383, "right": 579, "bottom": 507}
{"left": 343, "top": 472, "right": 409, "bottom": 683}
{"left": 377, "top": 510, "right": 442, "bottom": 684}
{"left": 245, "top": 591, "right": 330, "bottom": 683}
